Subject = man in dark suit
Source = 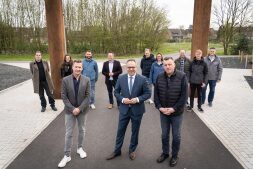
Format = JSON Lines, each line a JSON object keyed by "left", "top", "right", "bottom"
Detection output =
{"left": 106, "top": 59, "right": 151, "bottom": 160}
{"left": 102, "top": 52, "right": 122, "bottom": 109}
{"left": 58, "top": 60, "right": 90, "bottom": 168}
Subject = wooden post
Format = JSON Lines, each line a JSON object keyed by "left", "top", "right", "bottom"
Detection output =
{"left": 44, "top": 0, "right": 65, "bottom": 99}
{"left": 191, "top": 0, "right": 212, "bottom": 58}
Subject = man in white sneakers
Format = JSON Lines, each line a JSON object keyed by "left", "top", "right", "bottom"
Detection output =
{"left": 58, "top": 60, "right": 90, "bottom": 168}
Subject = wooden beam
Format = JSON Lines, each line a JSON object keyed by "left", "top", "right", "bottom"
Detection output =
{"left": 44, "top": 0, "right": 65, "bottom": 99}
{"left": 191, "top": 0, "right": 212, "bottom": 58}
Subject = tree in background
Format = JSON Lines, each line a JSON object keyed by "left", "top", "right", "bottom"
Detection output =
{"left": 0, "top": 0, "right": 169, "bottom": 55}
{"left": 63, "top": 0, "right": 169, "bottom": 55}
{"left": 230, "top": 33, "right": 251, "bottom": 55}
{"left": 213, "top": 0, "right": 253, "bottom": 55}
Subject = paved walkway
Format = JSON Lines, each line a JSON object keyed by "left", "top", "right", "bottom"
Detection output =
{"left": 0, "top": 60, "right": 252, "bottom": 169}
{"left": 193, "top": 68, "right": 253, "bottom": 169}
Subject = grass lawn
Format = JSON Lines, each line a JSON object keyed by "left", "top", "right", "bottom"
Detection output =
{"left": 0, "top": 42, "right": 226, "bottom": 61}
{"left": 154, "top": 42, "right": 224, "bottom": 55}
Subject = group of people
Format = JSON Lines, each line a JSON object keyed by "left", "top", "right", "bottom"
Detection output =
{"left": 29, "top": 47, "right": 223, "bottom": 168}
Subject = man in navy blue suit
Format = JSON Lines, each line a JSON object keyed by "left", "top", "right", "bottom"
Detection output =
{"left": 106, "top": 59, "right": 151, "bottom": 160}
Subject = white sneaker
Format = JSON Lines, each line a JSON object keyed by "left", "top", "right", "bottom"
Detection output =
{"left": 149, "top": 99, "right": 154, "bottom": 104}
{"left": 58, "top": 155, "right": 71, "bottom": 168}
{"left": 90, "top": 104, "right": 96, "bottom": 109}
{"left": 77, "top": 147, "right": 87, "bottom": 158}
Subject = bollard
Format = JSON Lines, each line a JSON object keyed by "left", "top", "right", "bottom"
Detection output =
{"left": 245, "top": 55, "right": 248, "bottom": 69}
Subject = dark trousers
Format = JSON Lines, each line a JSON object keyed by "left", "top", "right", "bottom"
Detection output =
{"left": 201, "top": 80, "right": 217, "bottom": 104}
{"left": 106, "top": 80, "right": 119, "bottom": 106}
{"left": 39, "top": 81, "right": 55, "bottom": 108}
{"left": 190, "top": 83, "right": 202, "bottom": 108}
{"left": 160, "top": 113, "right": 183, "bottom": 158}
{"left": 114, "top": 109, "right": 143, "bottom": 154}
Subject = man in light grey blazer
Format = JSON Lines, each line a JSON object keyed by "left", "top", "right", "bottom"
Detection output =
{"left": 58, "top": 60, "right": 90, "bottom": 168}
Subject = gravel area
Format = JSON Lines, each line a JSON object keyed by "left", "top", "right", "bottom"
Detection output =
{"left": 0, "top": 63, "right": 31, "bottom": 91}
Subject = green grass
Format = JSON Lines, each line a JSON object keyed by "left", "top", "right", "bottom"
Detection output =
{"left": 154, "top": 42, "right": 224, "bottom": 55}
{"left": 0, "top": 42, "right": 226, "bottom": 61}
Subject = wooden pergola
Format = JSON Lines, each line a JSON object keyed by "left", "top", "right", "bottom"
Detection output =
{"left": 44, "top": 0, "right": 212, "bottom": 99}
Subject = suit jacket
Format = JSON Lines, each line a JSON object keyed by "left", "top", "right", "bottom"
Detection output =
{"left": 102, "top": 60, "right": 122, "bottom": 83}
{"left": 114, "top": 74, "right": 151, "bottom": 117}
{"left": 29, "top": 60, "right": 54, "bottom": 94}
{"left": 61, "top": 74, "right": 90, "bottom": 114}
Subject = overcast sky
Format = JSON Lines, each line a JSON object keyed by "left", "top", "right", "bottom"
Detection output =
{"left": 156, "top": 0, "right": 219, "bottom": 29}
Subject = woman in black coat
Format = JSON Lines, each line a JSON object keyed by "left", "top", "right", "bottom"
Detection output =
{"left": 61, "top": 54, "right": 73, "bottom": 78}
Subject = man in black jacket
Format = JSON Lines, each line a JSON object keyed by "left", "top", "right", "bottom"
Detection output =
{"left": 140, "top": 48, "right": 156, "bottom": 104}
{"left": 102, "top": 52, "right": 123, "bottom": 108}
{"left": 154, "top": 57, "right": 188, "bottom": 167}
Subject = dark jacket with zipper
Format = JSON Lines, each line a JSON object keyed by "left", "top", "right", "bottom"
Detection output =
{"left": 154, "top": 70, "right": 188, "bottom": 116}
{"left": 189, "top": 58, "right": 208, "bottom": 85}
{"left": 140, "top": 54, "right": 156, "bottom": 78}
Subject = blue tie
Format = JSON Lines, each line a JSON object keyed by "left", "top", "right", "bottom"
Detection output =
{"left": 129, "top": 76, "right": 133, "bottom": 94}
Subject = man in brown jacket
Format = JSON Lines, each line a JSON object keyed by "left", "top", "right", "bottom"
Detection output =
{"left": 29, "top": 51, "right": 57, "bottom": 112}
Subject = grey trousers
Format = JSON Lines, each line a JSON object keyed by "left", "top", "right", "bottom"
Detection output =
{"left": 64, "top": 112, "right": 87, "bottom": 156}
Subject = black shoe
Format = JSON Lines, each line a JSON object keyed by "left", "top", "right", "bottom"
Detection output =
{"left": 51, "top": 106, "right": 57, "bottom": 111}
{"left": 156, "top": 153, "right": 169, "bottom": 163}
{"left": 198, "top": 107, "right": 204, "bottom": 112}
{"left": 169, "top": 157, "right": 178, "bottom": 167}
{"left": 41, "top": 107, "right": 46, "bottom": 112}
{"left": 106, "top": 152, "right": 121, "bottom": 160}
{"left": 208, "top": 102, "right": 213, "bottom": 107}
{"left": 186, "top": 106, "right": 192, "bottom": 112}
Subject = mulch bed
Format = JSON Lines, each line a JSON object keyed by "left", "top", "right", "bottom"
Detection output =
{"left": 0, "top": 63, "right": 31, "bottom": 91}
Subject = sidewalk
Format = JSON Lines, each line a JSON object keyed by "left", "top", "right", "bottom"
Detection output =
{"left": 193, "top": 68, "right": 253, "bottom": 169}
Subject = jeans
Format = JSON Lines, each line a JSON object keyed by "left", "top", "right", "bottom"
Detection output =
{"left": 64, "top": 112, "right": 87, "bottom": 156}
{"left": 160, "top": 113, "right": 183, "bottom": 157}
{"left": 38, "top": 81, "right": 55, "bottom": 108}
{"left": 90, "top": 80, "right": 96, "bottom": 104}
{"left": 201, "top": 80, "right": 217, "bottom": 104}
{"left": 114, "top": 109, "right": 143, "bottom": 154}
{"left": 144, "top": 77, "right": 152, "bottom": 99}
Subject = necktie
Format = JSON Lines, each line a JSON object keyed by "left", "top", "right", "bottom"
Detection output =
{"left": 129, "top": 76, "right": 133, "bottom": 94}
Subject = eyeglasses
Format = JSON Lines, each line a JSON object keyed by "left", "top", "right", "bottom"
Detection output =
{"left": 127, "top": 66, "right": 136, "bottom": 69}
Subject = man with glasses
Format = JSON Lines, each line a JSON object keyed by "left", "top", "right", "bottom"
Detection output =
{"left": 106, "top": 59, "right": 151, "bottom": 161}
{"left": 201, "top": 47, "right": 223, "bottom": 107}
{"left": 154, "top": 57, "right": 188, "bottom": 167}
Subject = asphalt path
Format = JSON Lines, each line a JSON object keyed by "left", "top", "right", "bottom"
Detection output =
{"left": 6, "top": 66, "right": 244, "bottom": 169}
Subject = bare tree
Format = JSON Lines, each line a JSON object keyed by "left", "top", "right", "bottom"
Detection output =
{"left": 213, "top": 0, "right": 253, "bottom": 54}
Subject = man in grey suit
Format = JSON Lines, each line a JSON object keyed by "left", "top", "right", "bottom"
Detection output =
{"left": 106, "top": 59, "right": 151, "bottom": 161}
{"left": 58, "top": 60, "right": 90, "bottom": 168}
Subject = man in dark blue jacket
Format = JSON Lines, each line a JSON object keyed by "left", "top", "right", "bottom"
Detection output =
{"left": 154, "top": 57, "right": 188, "bottom": 167}
{"left": 106, "top": 59, "right": 151, "bottom": 161}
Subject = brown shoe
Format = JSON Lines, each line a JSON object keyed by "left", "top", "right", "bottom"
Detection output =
{"left": 106, "top": 152, "right": 121, "bottom": 160}
{"left": 129, "top": 152, "right": 136, "bottom": 160}
{"left": 107, "top": 104, "right": 113, "bottom": 109}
